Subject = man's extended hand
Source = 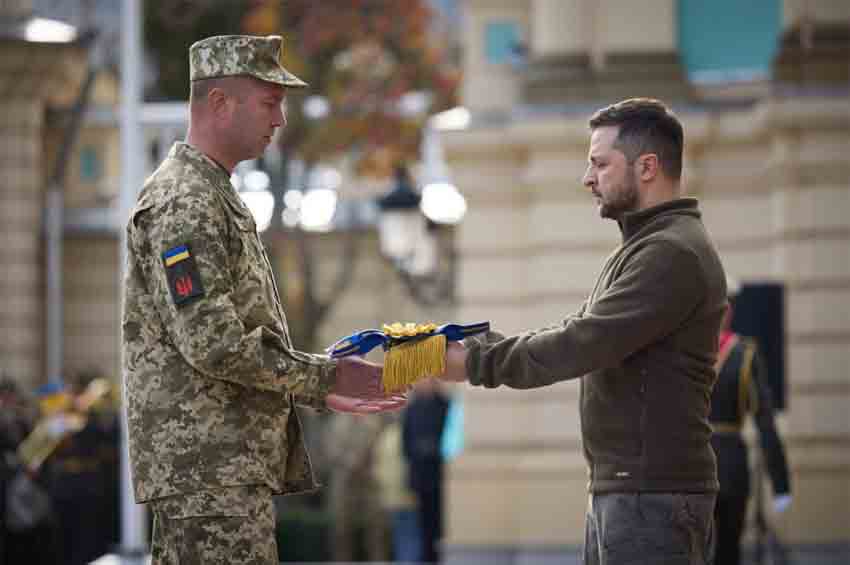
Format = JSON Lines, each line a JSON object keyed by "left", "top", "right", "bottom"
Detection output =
{"left": 325, "top": 393, "right": 407, "bottom": 414}
{"left": 441, "top": 341, "right": 469, "bottom": 382}
{"left": 333, "top": 356, "right": 389, "bottom": 399}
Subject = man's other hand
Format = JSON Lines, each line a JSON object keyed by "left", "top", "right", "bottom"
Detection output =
{"left": 325, "top": 393, "right": 407, "bottom": 414}
{"left": 441, "top": 341, "right": 469, "bottom": 382}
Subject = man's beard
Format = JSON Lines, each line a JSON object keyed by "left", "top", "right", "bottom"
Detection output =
{"left": 598, "top": 170, "right": 639, "bottom": 220}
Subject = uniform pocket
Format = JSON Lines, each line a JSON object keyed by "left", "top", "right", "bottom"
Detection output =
{"left": 152, "top": 486, "right": 278, "bottom": 565}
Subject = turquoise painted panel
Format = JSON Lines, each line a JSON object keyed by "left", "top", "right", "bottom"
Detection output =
{"left": 678, "top": 0, "right": 781, "bottom": 82}
{"left": 485, "top": 20, "right": 520, "bottom": 64}
{"left": 79, "top": 145, "right": 102, "bottom": 182}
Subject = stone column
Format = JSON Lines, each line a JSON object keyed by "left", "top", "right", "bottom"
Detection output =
{"left": 783, "top": 0, "right": 850, "bottom": 29}
{"left": 530, "top": 0, "right": 583, "bottom": 57}
{"left": 461, "top": 0, "right": 531, "bottom": 112}
{"left": 523, "top": 0, "right": 690, "bottom": 105}
{"left": 0, "top": 33, "right": 77, "bottom": 388}
{"left": 774, "top": 0, "right": 850, "bottom": 90}
{"left": 0, "top": 96, "right": 43, "bottom": 384}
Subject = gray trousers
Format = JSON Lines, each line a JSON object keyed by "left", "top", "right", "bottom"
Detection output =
{"left": 583, "top": 493, "right": 716, "bottom": 565}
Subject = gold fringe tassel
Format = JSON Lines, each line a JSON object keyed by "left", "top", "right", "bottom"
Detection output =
{"left": 383, "top": 334, "right": 447, "bottom": 392}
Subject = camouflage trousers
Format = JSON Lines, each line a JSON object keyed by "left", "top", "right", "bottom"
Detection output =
{"left": 150, "top": 485, "right": 278, "bottom": 565}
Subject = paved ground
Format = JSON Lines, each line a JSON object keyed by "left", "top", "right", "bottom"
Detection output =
{"left": 91, "top": 544, "right": 850, "bottom": 564}
{"left": 443, "top": 544, "right": 850, "bottom": 565}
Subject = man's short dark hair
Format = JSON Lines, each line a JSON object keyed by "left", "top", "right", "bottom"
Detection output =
{"left": 589, "top": 98, "right": 684, "bottom": 180}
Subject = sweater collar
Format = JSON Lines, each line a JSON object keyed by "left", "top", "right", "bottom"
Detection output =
{"left": 618, "top": 197, "right": 701, "bottom": 241}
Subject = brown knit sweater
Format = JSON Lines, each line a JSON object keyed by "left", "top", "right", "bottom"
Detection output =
{"left": 465, "top": 198, "right": 727, "bottom": 493}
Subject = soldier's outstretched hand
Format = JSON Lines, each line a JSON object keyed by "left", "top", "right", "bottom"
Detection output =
{"left": 333, "top": 356, "right": 394, "bottom": 400}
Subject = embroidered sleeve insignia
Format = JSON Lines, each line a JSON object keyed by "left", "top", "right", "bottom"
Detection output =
{"left": 162, "top": 244, "right": 204, "bottom": 307}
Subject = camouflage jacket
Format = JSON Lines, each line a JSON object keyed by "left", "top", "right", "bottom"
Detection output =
{"left": 122, "top": 142, "right": 335, "bottom": 503}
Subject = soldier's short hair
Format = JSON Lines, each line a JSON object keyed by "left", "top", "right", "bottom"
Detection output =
{"left": 190, "top": 77, "right": 231, "bottom": 103}
{"left": 589, "top": 98, "right": 684, "bottom": 181}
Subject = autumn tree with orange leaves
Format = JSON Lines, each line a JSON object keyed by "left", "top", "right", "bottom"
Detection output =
{"left": 261, "top": 0, "right": 461, "bottom": 178}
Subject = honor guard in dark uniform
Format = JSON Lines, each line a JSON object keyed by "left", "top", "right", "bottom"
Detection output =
{"left": 710, "top": 279, "right": 792, "bottom": 565}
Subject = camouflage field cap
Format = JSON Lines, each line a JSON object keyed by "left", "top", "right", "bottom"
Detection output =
{"left": 189, "top": 35, "right": 307, "bottom": 88}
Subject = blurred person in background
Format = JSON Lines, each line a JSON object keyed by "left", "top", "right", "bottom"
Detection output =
{"left": 93, "top": 377, "right": 122, "bottom": 555}
{"left": 1, "top": 374, "right": 60, "bottom": 564}
{"left": 0, "top": 375, "right": 37, "bottom": 449}
{"left": 122, "top": 34, "right": 403, "bottom": 564}
{"left": 710, "top": 278, "right": 791, "bottom": 565}
{"left": 44, "top": 371, "right": 120, "bottom": 565}
{"left": 326, "top": 413, "right": 390, "bottom": 562}
{"left": 439, "top": 98, "right": 725, "bottom": 565}
{"left": 374, "top": 413, "right": 421, "bottom": 562}
{"left": 403, "top": 378, "right": 450, "bottom": 563}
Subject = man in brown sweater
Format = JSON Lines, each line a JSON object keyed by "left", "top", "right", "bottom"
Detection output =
{"left": 441, "top": 98, "right": 726, "bottom": 565}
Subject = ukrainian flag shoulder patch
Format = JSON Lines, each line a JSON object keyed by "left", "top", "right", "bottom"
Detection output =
{"left": 163, "top": 244, "right": 191, "bottom": 267}
{"left": 162, "top": 243, "right": 204, "bottom": 307}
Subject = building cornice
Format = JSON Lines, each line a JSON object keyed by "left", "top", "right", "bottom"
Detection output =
{"left": 0, "top": 38, "right": 84, "bottom": 98}
{"left": 443, "top": 96, "right": 850, "bottom": 160}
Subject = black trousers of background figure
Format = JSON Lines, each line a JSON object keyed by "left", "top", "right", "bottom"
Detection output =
{"left": 714, "top": 493, "right": 748, "bottom": 565}
{"left": 416, "top": 479, "right": 443, "bottom": 563}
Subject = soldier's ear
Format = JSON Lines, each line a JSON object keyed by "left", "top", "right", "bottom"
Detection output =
{"left": 208, "top": 87, "right": 232, "bottom": 119}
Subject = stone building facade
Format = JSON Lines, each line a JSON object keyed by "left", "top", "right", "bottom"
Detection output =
{"left": 444, "top": 0, "right": 849, "bottom": 562}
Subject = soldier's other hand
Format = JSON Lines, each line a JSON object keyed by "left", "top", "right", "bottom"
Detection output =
{"left": 441, "top": 341, "right": 469, "bottom": 383}
{"left": 333, "top": 356, "right": 389, "bottom": 400}
{"left": 325, "top": 392, "right": 407, "bottom": 414}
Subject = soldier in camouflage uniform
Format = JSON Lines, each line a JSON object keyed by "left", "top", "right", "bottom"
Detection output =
{"left": 122, "top": 35, "right": 405, "bottom": 565}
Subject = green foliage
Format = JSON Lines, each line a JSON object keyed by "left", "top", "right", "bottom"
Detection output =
{"left": 144, "top": 0, "right": 249, "bottom": 101}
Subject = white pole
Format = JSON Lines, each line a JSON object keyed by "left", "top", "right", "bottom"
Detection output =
{"left": 45, "top": 185, "right": 63, "bottom": 384}
{"left": 119, "top": 0, "right": 147, "bottom": 555}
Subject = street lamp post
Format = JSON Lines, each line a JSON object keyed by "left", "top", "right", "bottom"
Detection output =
{"left": 373, "top": 110, "right": 469, "bottom": 306}
{"left": 377, "top": 165, "right": 434, "bottom": 277}
{"left": 375, "top": 172, "right": 459, "bottom": 306}
{"left": 116, "top": 0, "right": 148, "bottom": 560}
